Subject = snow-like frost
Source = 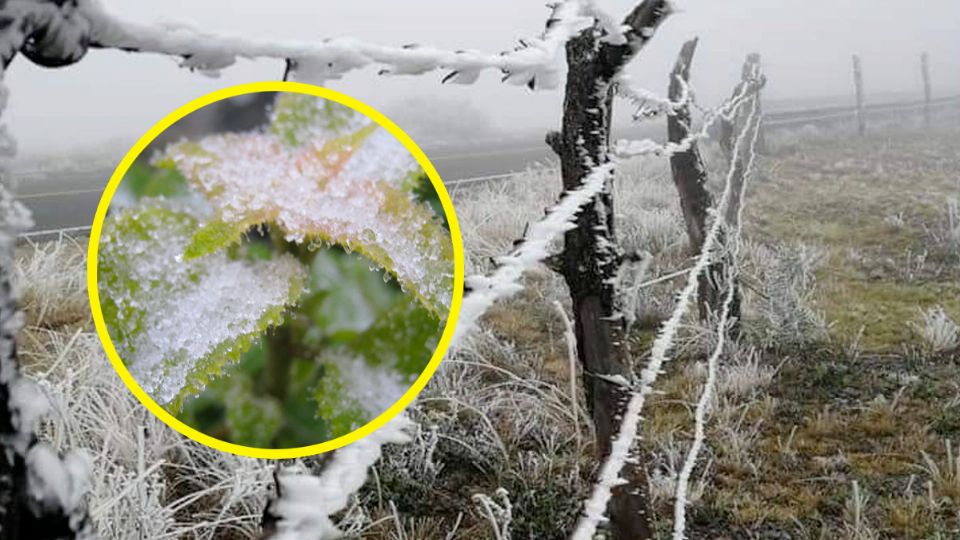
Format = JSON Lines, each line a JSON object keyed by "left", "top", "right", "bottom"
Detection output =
{"left": 25, "top": 444, "right": 93, "bottom": 529}
{"left": 158, "top": 99, "right": 453, "bottom": 316}
{"left": 8, "top": 378, "right": 49, "bottom": 453}
{"left": 99, "top": 203, "right": 307, "bottom": 405}
{"left": 268, "top": 415, "right": 415, "bottom": 540}
{"left": 339, "top": 128, "right": 420, "bottom": 190}
{"left": 324, "top": 354, "right": 408, "bottom": 419}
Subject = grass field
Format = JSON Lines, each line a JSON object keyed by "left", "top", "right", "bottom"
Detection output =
{"left": 13, "top": 123, "right": 960, "bottom": 539}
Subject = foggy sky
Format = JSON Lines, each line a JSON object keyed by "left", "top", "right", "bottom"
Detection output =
{"left": 5, "top": 0, "right": 959, "bottom": 157}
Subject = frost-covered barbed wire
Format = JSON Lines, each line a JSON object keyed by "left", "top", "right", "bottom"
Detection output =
{"left": 263, "top": 415, "right": 414, "bottom": 540}
{"left": 451, "top": 162, "right": 616, "bottom": 347}
{"left": 569, "top": 85, "right": 761, "bottom": 540}
{"left": 671, "top": 96, "right": 762, "bottom": 540}
{"left": 613, "top": 77, "right": 760, "bottom": 160}
{"left": 78, "top": 0, "right": 595, "bottom": 87}
{"left": 452, "top": 85, "right": 752, "bottom": 350}
{"left": 616, "top": 72, "right": 691, "bottom": 120}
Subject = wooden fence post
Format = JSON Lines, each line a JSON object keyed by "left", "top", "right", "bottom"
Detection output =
{"left": 921, "top": 52, "right": 932, "bottom": 127}
{"left": 852, "top": 54, "right": 866, "bottom": 136}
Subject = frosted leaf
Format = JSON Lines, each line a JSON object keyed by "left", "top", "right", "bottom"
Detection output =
{"left": 270, "top": 93, "right": 369, "bottom": 147}
{"left": 223, "top": 376, "right": 284, "bottom": 448}
{"left": 338, "top": 128, "right": 421, "bottom": 191}
{"left": 98, "top": 202, "right": 307, "bottom": 407}
{"left": 157, "top": 95, "right": 453, "bottom": 316}
{"left": 313, "top": 354, "right": 408, "bottom": 436}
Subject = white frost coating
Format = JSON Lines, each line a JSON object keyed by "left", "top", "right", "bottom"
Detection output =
{"left": 80, "top": 0, "right": 592, "bottom": 88}
{"left": 99, "top": 203, "right": 307, "bottom": 404}
{"left": 571, "top": 94, "right": 760, "bottom": 540}
{"left": 133, "top": 255, "right": 305, "bottom": 404}
{"left": 613, "top": 79, "right": 757, "bottom": 160}
{"left": 338, "top": 128, "right": 419, "bottom": 189}
{"left": 325, "top": 354, "right": 408, "bottom": 419}
{"left": 616, "top": 73, "right": 690, "bottom": 118}
{"left": 672, "top": 98, "right": 762, "bottom": 540}
{"left": 8, "top": 378, "right": 49, "bottom": 454}
{"left": 583, "top": 0, "right": 628, "bottom": 45}
{"left": 269, "top": 415, "right": 415, "bottom": 540}
{"left": 162, "top": 132, "right": 452, "bottom": 314}
{"left": 451, "top": 163, "right": 615, "bottom": 347}
{"left": 569, "top": 388, "right": 645, "bottom": 540}
{"left": 25, "top": 444, "right": 92, "bottom": 528}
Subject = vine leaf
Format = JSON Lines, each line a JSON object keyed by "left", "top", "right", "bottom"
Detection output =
{"left": 155, "top": 94, "right": 453, "bottom": 316}
{"left": 311, "top": 294, "right": 438, "bottom": 437}
{"left": 313, "top": 354, "right": 409, "bottom": 437}
{"left": 98, "top": 202, "right": 307, "bottom": 409}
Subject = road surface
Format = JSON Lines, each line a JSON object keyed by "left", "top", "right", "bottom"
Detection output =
{"left": 13, "top": 140, "right": 557, "bottom": 237}
{"left": 13, "top": 93, "right": 960, "bottom": 237}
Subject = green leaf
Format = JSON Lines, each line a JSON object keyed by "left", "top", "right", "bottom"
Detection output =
{"left": 184, "top": 219, "right": 250, "bottom": 260}
{"left": 117, "top": 162, "right": 190, "bottom": 202}
{"left": 223, "top": 378, "right": 283, "bottom": 448}
{"left": 98, "top": 201, "right": 307, "bottom": 408}
{"left": 349, "top": 294, "right": 439, "bottom": 378}
{"left": 270, "top": 93, "right": 362, "bottom": 147}
{"left": 312, "top": 361, "right": 370, "bottom": 437}
{"left": 305, "top": 249, "right": 396, "bottom": 336}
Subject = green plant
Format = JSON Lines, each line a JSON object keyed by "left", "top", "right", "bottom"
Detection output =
{"left": 98, "top": 93, "right": 454, "bottom": 446}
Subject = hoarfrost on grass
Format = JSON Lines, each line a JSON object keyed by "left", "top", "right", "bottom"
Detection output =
{"left": 913, "top": 306, "right": 959, "bottom": 353}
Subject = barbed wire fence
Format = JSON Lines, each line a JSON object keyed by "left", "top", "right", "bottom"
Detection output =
{"left": 0, "top": 1, "right": 952, "bottom": 539}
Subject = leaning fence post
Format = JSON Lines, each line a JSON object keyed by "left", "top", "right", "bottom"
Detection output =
{"left": 921, "top": 52, "right": 932, "bottom": 127}
{"left": 852, "top": 54, "right": 866, "bottom": 136}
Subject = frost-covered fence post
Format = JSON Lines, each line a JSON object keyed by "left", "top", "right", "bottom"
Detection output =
{"left": 921, "top": 52, "right": 932, "bottom": 127}
{"left": 719, "top": 53, "right": 765, "bottom": 160}
{"left": 852, "top": 54, "right": 866, "bottom": 136}
{"left": 666, "top": 37, "right": 723, "bottom": 320}
{"left": 544, "top": 1, "right": 671, "bottom": 538}
{"left": 711, "top": 53, "right": 765, "bottom": 335}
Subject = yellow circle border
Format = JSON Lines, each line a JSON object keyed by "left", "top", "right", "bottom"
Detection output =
{"left": 87, "top": 81, "right": 464, "bottom": 460}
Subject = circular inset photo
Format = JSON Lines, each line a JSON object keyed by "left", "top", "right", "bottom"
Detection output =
{"left": 88, "top": 83, "right": 463, "bottom": 458}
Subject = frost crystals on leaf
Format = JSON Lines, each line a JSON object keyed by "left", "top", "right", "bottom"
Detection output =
{"left": 157, "top": 94, "right": 453, "bottom": 317}
{"left": 98, "top": 202, "right": 307, "bottom": 407}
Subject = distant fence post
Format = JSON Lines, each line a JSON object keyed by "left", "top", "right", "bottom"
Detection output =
{"left": 921, "top": 52, "right": 932, "bottom": 127}
{"left": 852, "top": 55, "right": 866, "bottom": 136}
